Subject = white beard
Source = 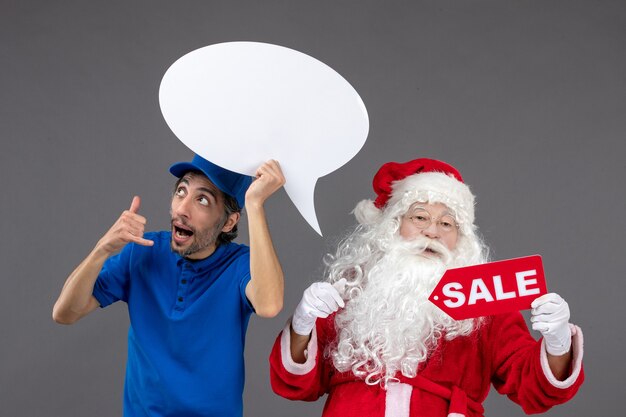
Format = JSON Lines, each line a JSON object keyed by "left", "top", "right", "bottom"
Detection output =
{"left": 330, "top": 235, "right": 480, "bottom": 387}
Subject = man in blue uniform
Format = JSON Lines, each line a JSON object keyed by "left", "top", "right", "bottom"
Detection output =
{"left": 53, "top": 154, "right": 286, "bottom": 417}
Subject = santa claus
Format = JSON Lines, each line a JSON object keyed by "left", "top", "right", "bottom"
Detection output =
{"left": 270, "top": 158, "right": 584, "bottom": 417}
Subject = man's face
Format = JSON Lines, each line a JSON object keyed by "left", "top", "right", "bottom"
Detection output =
{"left": 398, "top": 201, "right": 459, "bottom": 254}
{"left": 170, "top": 172, "right": 238, "bottom": 260}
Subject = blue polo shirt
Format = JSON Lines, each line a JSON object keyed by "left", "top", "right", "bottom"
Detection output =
{"left": 93, "top": 231, "right": 254, "bottom": 417}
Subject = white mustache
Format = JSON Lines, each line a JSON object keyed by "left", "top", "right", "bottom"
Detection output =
{"left": 393, "top": 236, "right": 453, "bottom": 264}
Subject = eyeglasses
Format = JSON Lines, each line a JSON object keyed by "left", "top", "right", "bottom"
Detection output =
{"left": 405, "top": 208, "right": 459, "bottom": 233}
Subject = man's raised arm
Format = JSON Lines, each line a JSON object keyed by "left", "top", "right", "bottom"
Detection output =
{"left": 52, "top": 196, "right": 153, "bottom": 324}
{"left": 244, "top": 160, "right": 286, "bottom": 318}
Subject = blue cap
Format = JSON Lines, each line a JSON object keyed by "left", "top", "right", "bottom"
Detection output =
{"left": 169, "top": 154, "right": 253, "bottom": 209}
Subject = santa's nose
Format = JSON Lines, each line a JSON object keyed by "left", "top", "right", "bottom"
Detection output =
{"left": 421, "top": 222, "right": 440, "bottom": 239}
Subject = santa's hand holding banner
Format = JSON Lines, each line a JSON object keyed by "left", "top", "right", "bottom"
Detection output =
{"left": 270, "top": 158, "right": 583, "bottom": 417}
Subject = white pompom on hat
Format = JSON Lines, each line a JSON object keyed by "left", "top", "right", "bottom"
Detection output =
{"left": 354, "top": 158, "right": 475, "bottom": 230}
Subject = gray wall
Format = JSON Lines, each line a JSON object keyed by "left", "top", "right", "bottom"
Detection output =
{"left": 2, "top": 0, "right": 624, "bottom": 415}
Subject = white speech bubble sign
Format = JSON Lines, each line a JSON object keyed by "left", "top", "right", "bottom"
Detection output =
{"left": 159, "top": 42, "right": 369, "bottom": 235}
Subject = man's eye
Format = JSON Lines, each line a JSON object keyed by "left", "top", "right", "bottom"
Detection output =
{"left": 415, "top": 215, "right": 429, "bottom": 221}
{"left": 176, "top": 188, "right": 185, "bottom": 197}
{"left": 198, "top": 196, "right": 209, "bottom": 206}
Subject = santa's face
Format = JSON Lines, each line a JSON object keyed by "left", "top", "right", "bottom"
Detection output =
{"left": 399, "top": 202, "right": 459, "bottom": 254}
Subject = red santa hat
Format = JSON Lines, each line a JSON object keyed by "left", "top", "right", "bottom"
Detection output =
{"left": 354, "top": 158, "right": 476, "bottom": 230}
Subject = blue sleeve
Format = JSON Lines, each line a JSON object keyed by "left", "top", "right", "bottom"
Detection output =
{"left": 237, "top": 251, "right": 255, "bottom": 315}
{"left": 92, "top": 243, "right": 133, "bottom": 307}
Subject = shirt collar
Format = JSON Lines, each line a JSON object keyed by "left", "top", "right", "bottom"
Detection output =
{"left": 175, "top": 243, "right": 231, "bottom": 273}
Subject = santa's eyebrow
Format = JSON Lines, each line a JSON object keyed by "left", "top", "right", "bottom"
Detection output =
{"left": 408, "top": 205, "right": 456, "bottom": 218}
{"left": 408, "top": 205, "right": 429, "bottom": 213}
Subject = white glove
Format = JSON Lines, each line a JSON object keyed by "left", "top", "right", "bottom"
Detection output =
{"left": 291, "top": 279, "right": 347, "bottom": 336}
{"left": 530, "top": 293, "right": 572, "bottom": 356}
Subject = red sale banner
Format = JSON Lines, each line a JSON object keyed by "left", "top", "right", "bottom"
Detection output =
{"left": 428, "top": 255, "right": 548, "bottom": 320}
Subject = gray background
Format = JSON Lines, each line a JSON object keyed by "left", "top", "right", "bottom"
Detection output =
{"left": 2, "top": 0, "right": 624, "bottom": 416}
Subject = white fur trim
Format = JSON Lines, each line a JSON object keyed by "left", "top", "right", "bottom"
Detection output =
{"left": 385, "top": 382, "right": 412, "bottom": 417}
{"left": 448, "top": 414, "right": 465, "bottom": 417}
{"left": 353, "top": 199, "right": 382, "bottom": 225}
{"left": 540, "top": 324, "right": 584, "bottom": 388}
{"left": 280, "top": 319, "right": 318, "bottom": 375}
{"left": 387, "top": 172, "right": 475, "bottom": 227}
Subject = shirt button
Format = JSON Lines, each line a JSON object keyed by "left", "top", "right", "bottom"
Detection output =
{"left": 181, "top": 279, "right": 187, "bottom": 284}
{"left": 178, "top": 296, "right": 183, "bottom": 302}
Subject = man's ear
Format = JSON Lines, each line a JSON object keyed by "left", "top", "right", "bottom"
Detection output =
{"left": 222, "top": 212, "right": 241, "bottom": 233}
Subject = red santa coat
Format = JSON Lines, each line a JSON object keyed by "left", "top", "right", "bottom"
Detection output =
{"left": 270, "top": 312, "right": 584, "bottom": 417}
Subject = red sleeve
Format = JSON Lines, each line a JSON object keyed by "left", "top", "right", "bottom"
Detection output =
{"left": 488, "top": 312, "right": 585, "bottom": 414}
{"left": 269, "top": 317, "right": 335, "bottom": 401}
